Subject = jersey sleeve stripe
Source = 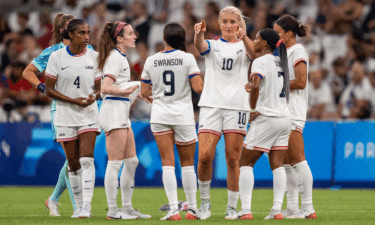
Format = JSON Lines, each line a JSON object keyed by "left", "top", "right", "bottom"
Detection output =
{"left": 95, "top": 77, "right": 101, "bottom": 81}
{"left": 199, "top": 40, "right": 211, "bottom": 56}
{"left": 45, "top": 73, "right": 57, "bottom": 79}
{"left": 293, "top": 58, "right": 307, "bottom": 67}
{"left": 104, "top": 74, "right": 116, "bottom": 81}
{"left": 141, "top": 79, "right": 151, "bottom": 83}
{"left": 189, "top": 73, "right": 200, "bottom": 79}
{"left": 250, "top": 73, "right": 264, "bottom": 80}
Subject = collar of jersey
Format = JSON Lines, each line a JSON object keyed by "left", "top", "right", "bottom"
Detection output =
{"left": 220, "top": 37, "right": 240, "bottom": 43}
{"left": 162, "top": 49, "right": 177, "bottom": 53}
{"left": 66, "top": 46, "right": 87, "bottom": 57}
{"left": 114, "top": 48, "right": 126, "bottom": 57}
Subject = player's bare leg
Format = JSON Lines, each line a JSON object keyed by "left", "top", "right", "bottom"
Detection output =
{"left": 237, "top": 148, "right": 263, "bottom": 220}
{"left": 288, "top": 131, "right": 316, "bottom": 219}
{"left": 177, "top": 142, "right": 198, "bottom": 220}
{"left": 223, "top": 133, "right": 243, "bottom": 219}
{"left": 197, "top": 133, "right": 220, "bottom": 219}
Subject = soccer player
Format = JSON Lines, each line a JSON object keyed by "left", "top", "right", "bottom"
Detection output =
{"left": 274, "top": 15, "right": 316, "bottom": 219}
{"left": 97, "top": 21, "right": 152, "bottom": 220}
{"left": 45, "top": 19, "right": 100, "bottom": 219}
{"left": 237, "top": 28, "right": 290, "bottom": 220}
{"left": 193, "top": 6, "right": 255, "bottom": 219}
{"left": 141, "top": 22, "right": 203, "bottom": 221}
{"left": 22, "top": 13, "right": 95, "bottom": 217}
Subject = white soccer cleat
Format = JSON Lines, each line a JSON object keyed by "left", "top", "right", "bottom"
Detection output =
{"left": 160, "top": 210, "right": 181, "bottom": 220}
{"left": 264, "top": 209, "right": 283, "bottom": 220}
{"left": 283, "top": 210, "right": 317, "bottom": 219}
{"left": 122, "top": 208, "right": 151, "bottom": 219}
{"left": 198, "top": 199, "right": 211, "bottom": 220}
{"left": 107, "top": 210, "right": 138, "bottom": 220}
{"left": 71, "top": 208, "right": 81, "bottom": 218}
{"left": 78, "top": 206, "right": 91, "bottom": 218}
{"left": 225, "top": 206, "right": 237, "bottom": 220}
{"left": 45, "top": 198, "right": 60, "bottom": 217}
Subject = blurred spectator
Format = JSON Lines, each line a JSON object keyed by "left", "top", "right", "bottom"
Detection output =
{"left": 155, "top": 42, "right": 165, "bottom": 53}
{"left": 329, "top": 57, "right": 349, "bottom": 104}
{"left": 150, "top": 0, "right": 169, "bottom": 23}
{"left": 204, "top": 1, "right": 221, "bottom": 39}
{"left": 0, "top": 39, "right": 21, "bottom": 73}
{"left": 18, "top": 35, "right": 42, "bottom": 64}
{"left": 239, "top": 0, "right": 258, "bottom": 38}
{"left": 126, "top": 1, "right": 151, "bottom": 44}
{"left": 18, "top": 12, "right": 34, "bottom": 36}
{"left": 3, "top": 62, "right": 34, "bottom": 97}
{"left": 0, "top": 85, "right": 7, "bottom": 122}
{"left": 37, "top": 13, "right": 53, "bottom": 49}
{"left": 308, "top": 69, "right": 336, "bottom": 119}
{"left": 181, "top": 1, "right": 199, "bottom": 43}
{"left": 0, "top": 16, "right": 11, "bottom": 44}
{"left": 338, "top": 62, "right": 372, "bottom": 119}
{"left": 90, "top": 2, "right": 112, "bottom": 49}
{"left": 300, "top": 23, "right": 322, "bottom": 72}
{"left": 133, "top": 41, "right": 149, "bottom": 77}
{"left": 369, "top": 71, "right": 375, "bottom": 118}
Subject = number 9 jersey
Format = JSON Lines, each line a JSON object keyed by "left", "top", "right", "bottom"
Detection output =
{"left": 141, "top": 49, "right": 200, "bottom": 126}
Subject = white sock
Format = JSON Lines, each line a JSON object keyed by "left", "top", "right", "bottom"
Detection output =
{"left": 80, "top": 157, "right": 95, "bottom": 209}
{"left": 181, "top": 166, "right": 197, "bottom": 211}
{"left": 272, "top": 167, "right": 286, "bottom": 211}
{"left": 227, "top": 190, "right": 240, "bottom": 209}
{"left": 162, "top": 166, "right": 178, "bottom": 211}
{"left": 284, "top": 164, "right": 299, "bottom": 212}
{"left": 121, "top": 156, "right": 139, "bottom": 210}
{"left": 68, "top": 169, "right": 83, "bottom": 209}
{"left": 198, "top": 179, "right": 211, "bottom": 200}
{"left": 105, "top": 160, "right": 122, "bottom": 211}
{"left": 293, "top": 160, "right": 314, "bottom": 213}
{"left": 239, "top": 166, "right": 253, "bottom": 213}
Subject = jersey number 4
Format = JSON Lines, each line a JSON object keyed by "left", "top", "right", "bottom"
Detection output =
{"left": 278, "top": 72, "right": 285, "bottom": 98}
{"left": 74, "top": 76, "right": 80, "bottom": 89}
{"left": 163, "top": 70, "right": 175, "bottom": 96}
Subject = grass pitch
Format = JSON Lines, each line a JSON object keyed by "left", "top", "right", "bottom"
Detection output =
{"left": 0, "top": 187, "right": 374, "bottom": 224}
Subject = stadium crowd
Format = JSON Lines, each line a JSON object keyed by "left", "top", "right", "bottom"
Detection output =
{"left": 0, "top": 0, "right": 374, "bottom": 122}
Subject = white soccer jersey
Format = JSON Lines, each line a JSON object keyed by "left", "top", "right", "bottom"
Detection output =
{"left": 251, "top": 54, "right": 289, "bottom": 117}
{"left": 45, "top": 47, "right": 100, "bottom": 126}
{"left": 101, "top": 49, "right": 131, "bottom": 99}
{"left": 287, "top": 43, "right": 309, "bottom": 121}
{"left": 141, "top": 49, "right": 200, "bottom": 125}
{"left": 198, "top": 38, "right": 251, "bottom": 111}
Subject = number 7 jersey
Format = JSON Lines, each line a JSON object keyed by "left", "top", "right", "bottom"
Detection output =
{"left": 141, "top": 49, "right": 200, "bottom": 125}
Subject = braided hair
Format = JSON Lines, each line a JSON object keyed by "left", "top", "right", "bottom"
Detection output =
{"left": 61, "top": 19, "right": 87, "bottom": 40}
{"left": 259, "top": 28, "right": 290, "bottom": 102}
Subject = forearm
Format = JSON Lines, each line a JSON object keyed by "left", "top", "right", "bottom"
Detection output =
{"left": 141, "top": 89, "right": 152, "bottom": 98}
{"left": 242, "top": 36, "right": 255, "bottom": 60}
{"left": 102, "top": 86, "right": 127, "bottom": 97}
{"left": 22, "top": 66, "right": 41, "bottom": 88}
{"left": 194, "top": 32, "right": 208, "bottom": 53}
{"left": 46, "top": 89, "right": 78, "bottom": 105}
{"left": 290, "top": 79, "right": 306, "bottom": 90}
{"left": 250, "top": 88, "right": 259, "bottom": 109}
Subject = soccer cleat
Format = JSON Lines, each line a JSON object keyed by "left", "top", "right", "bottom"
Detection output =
{"left": 160, "top": 210, "right": 181, "bottom": 220}
{"left": 264, "top": 209, "right": 283, "bottom": 220}
{"left": 282, "top": 208, "right": 300, "bottom": 218}
{"left": 107, "top": 210, "right": 138, "bottom": 220}
{"left": 71, "top": 208, "right": 81, "bottom": 218}
{"left": 185, "top": 209, "right": 199, "bottom": 220}
{"left": 236, "top": 211, "right": 253, "bottom": 220}
{"left": 45, "top": 198, "right": 60, "bottom": 217}
{"left": 306, "top": 211, "right": 317, "bottom": 219}
{"left": 198, "top": 199, "right": 211, "bottom": 220}
{"left": 225, "top": 206, "right": 237, "bottom": 220}
{"left": 122, "top": 208, "right": 151, "bottom": 219}
{"left": 78, "top": 205, "right": 91, "bottom": 218}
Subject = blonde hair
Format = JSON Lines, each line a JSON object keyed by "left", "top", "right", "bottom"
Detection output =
{"left": 218, "top": 6, "right": 246, "bottom": 33}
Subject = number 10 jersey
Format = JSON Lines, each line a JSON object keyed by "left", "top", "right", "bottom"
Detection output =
{"left": 141, "top": 49, "right": 200, "bottom": 126}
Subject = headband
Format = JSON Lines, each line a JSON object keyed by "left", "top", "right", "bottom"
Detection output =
{"left": 276, "top": 39, "right": 284, "bottom": 47}
{"left": 114, "top": 22, "right": 126, "bottom": 38}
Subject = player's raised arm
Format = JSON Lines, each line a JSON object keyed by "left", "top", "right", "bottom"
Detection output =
{"left": 194, "top": 20, "right": 209, "bottom": 53}
{"left": 235, "top": 24, "right": 255, "bottom": 60}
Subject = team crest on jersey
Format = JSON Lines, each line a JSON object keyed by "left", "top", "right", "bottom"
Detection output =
{"left": 236, "top": 49, "right": 243, "bottom": 54}
{"left": 59, "top": 133, "right": 65, "bottom": 137}
{"left": 85, "top": 66, "right": 93, "bottom": 70}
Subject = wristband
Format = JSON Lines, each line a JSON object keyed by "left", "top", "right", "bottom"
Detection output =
{"left": 250, "top": 108, "right": 256, "bottom": 113}
{"left": 37, "top": 83, "right": 46, "bottom": 93}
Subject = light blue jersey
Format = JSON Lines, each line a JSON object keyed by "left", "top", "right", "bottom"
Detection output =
{"left": 31, "top": 43, "right": 101, "bottom": 140}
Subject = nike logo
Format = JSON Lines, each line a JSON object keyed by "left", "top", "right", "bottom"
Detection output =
{"left": 239, "top": 126, "right": 244, "bottom": 129}
{"left": 85, "top": 180, "right": 93, "bottom": 182}
{"left": 124, "top": 67, "right": 128, "bottom": 71}
{"left": 88, "top": 124, "right": 94, "bottom": 127}
{"left": 131, "top": 186, "right": 134, "bottom": 189}
{"left": 73, "top": 186, "right": 79, "bottom": 189}
{"left": 214, "top": 49, "right": 220, "bottom": 52}
{"left": 61, "top": 66, "right": 68, "bottom": 70}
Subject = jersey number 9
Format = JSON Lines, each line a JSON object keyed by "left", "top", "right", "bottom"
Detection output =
{"left": 163, "top": 70, "right": 175, "bottom": 96}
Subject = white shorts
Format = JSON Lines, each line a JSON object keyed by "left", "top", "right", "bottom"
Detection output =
{"left": 56, "top": 123, "right": 101, "bottom": 142}
{"left": 198, "top": 107, "right": 249, "bottom": 136}
{"left": 243, "top": 114, "right": 291, "bottom": 153}
{"left": 291, "top": 120, "right": 305, "bottom": 134}
{"left": 151, "top": 124, "right": 197, "bottom": 145}
{"left": 99, "top": 97, "right": 132, "bottom": 135}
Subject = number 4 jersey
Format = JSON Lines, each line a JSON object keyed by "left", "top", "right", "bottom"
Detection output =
{"left": 250, "top": 53, "right": 289, "bottom": 117}
{"left": 198, "top": 38, "right": 251, "bottom": 111}
{"left": 45, "top": 46, "right": 100, "bottom": 126}
{"left": 141, "top": 49, "right": 200, "bottom": 126}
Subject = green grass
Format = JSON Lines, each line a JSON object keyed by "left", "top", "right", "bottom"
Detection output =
{"left": 0, "top": 187, "right": 374, "bottom": 224}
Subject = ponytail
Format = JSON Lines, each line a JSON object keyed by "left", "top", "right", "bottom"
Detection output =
{"left": 52, "top": 13, "right": 75, "bottom": 44}
{"left": 275, "top": 14, "right": 307, "bottom": 37}
{"left": 277, "top": 40, "right": 290, "bottom": 102}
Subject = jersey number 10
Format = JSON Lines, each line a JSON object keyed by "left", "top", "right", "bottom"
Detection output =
{"left": 222, "top": 58, "right": 233, "bottom": 70}
{"left": 163, "top": 70, "right": 175, "bottom": 96}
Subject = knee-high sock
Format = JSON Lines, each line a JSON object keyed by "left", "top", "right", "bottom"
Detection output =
{"left": 198, "top": 179, "right": 211, "bottom": 200}
{"left": 227, "top": 190, "right": 240, "bottom": 208}
{"left": 68, "top": 169, "right": 83, "bottom": 209}
{"left": 181, "top": 166, "right": 197, "bottom": 211}
{"left": 272, "top": 167, "right": 286, "bottom": 211}
{"left": 80, "top": 157, "right": 95, "bottom": 209}
{"left": 293, "top": 160, "right": 314, "bottom": 213}
{"left": 63, "top": 162, "right": 76, "bottom": 210}
{"left": 239, "top": 166, "right": 253, "bottom": 213}
{"left": 105, "top": 160, "right": 123, "bottom": 211}
{"left": 50, "top": 160, "right": 68, "bottom": 202}
{"left": 162, "top": 166, "right": 178, "bottom": 211}
{"left": 284, "top": 164, "right": 299, "bottom": 212}
{"left": 121, "top": 156, "right": 138, "bottom": 210}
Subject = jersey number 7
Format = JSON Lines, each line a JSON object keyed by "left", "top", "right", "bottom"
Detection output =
{"left": 278, "top": 72, "right": 285, "bottom": 98}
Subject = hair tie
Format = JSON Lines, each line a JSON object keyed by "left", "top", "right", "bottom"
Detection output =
{"left": 276, "top": 39, "right": 284, "bottom": 47}
{"left": 114, "top": 22, "right": 126, "bottom": 38}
